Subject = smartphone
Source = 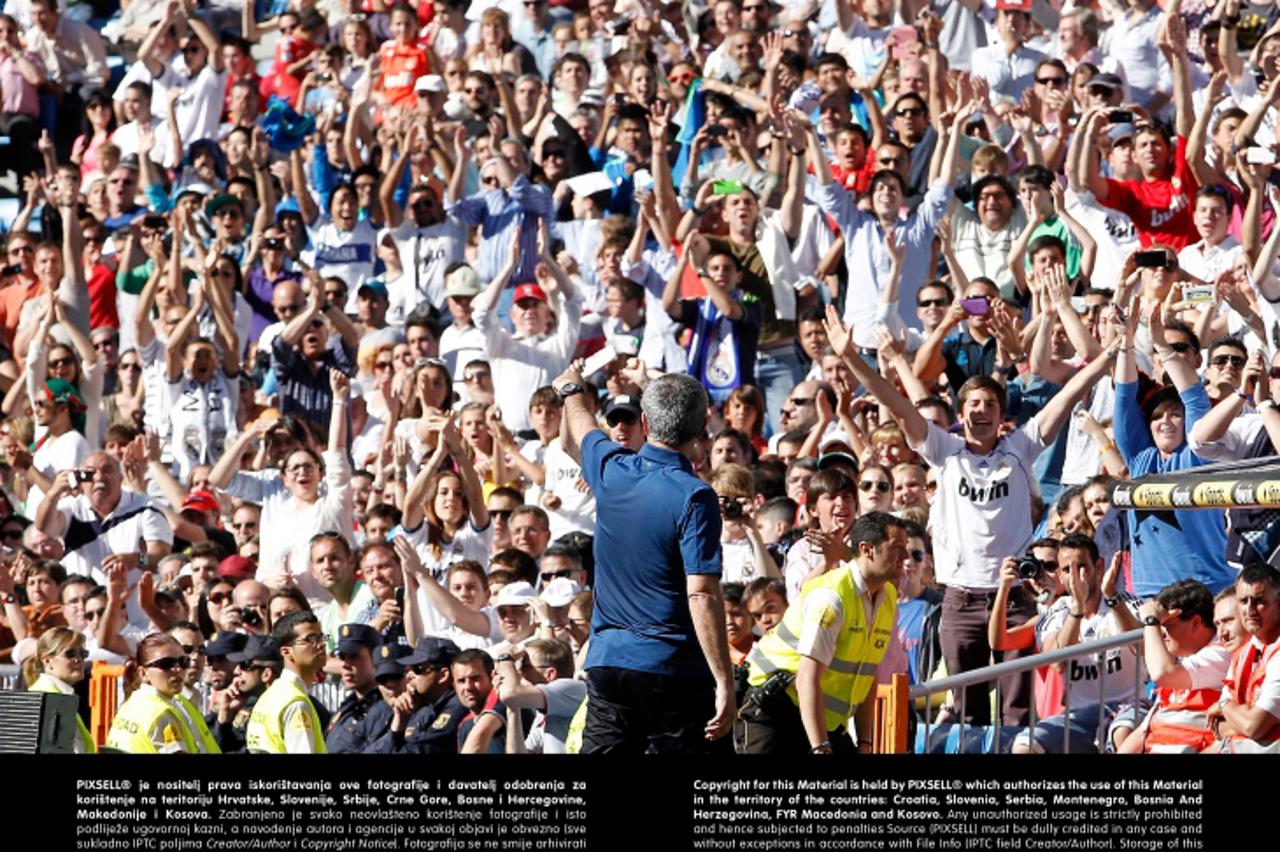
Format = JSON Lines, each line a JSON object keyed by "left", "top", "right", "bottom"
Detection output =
{"left": 959, "top": 297, "right": 990, "bottom": 316}
{"left": 1134, "top": 249, "right": 1174, "bottom": 270}
{"left": 142, "top": 214, "right": 167, "bottom": 230}
{"left": 1070, "top": 296, "right": 1087, "bottom": 314}
{"left": 1108, "top": 109, "right": 1134, "bottom": 125}
{"left": 1184, "top": 285, "right": 1215, "bottom": 304}
{"left": 1247, "top": 147, "right": 1277, "bottom": 166}
{"left": 582, "top": 344, "right": 620, "bottom": 376}
{"left": 712, "top": 179, "right": 744, "bottom": 196}
{"left": 2, "top": 264, "right": 22, "bottom": 277}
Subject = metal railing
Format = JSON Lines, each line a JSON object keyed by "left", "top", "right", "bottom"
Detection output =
{"left": 897, "top": 628, "right": 1146, "bottom": 754}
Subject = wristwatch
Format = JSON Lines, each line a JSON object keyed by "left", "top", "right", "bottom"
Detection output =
{"left": 1103, "top": 595, "right": 1119, "bottom": 607}
{"left": 555, "top": 382, "right": 584, "bottom": 401}
{"left": 493, "top": 653, "right": 515, "bottom": 663}
{"left": 1261, "top": 400, "right": 1280, "bottom": 413}
{"left": 810, "top": 740, "right": 833, "bottom": 754}
{"left": 1143, "top": 615, "right": 1161, "bottom": 627}
{"left": 0, "top": 591, "right": 15, "bottom": 605}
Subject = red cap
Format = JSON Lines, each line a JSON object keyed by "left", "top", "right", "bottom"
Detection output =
{"left": 180, "top": 489, "right": 219, "bottom": 516}
{"left": 995, "top": 0, "right": 1033, "bottom": 10}
{"left": 513, "top": 283, "right": 548, "bottom": 304}
{"left": 218, "top": 555, "right": 257, "bottom": 581}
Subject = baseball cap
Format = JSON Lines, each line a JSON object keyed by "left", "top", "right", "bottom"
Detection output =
{"left": 175, "top": 182, "right": 215, "bottom": 202}
{"left": 540, "top": 577, "right": 581, "bottom": 608}
{"left": 493, "top": 580, "right": 538, "bottom": 608}
{"left": 205, "top": 193, "right": 244, "bottom": 219}
{"left": 603, "top": 394, "right": 641, "bottom": 423}
{"left": 446, "top": 265, "right": 483, "bottom": 298}
{"left": 181, "top": 489, "right": 219, "bottom": 515}
{"left": 336, "top": 623, "right": 381, "bottom": 656}
{"left": 995, "top": 0, "right": 1033, "bottom": 10}
{"left": 204, "top": 631, "right": 249, "bottom": 658}
{"left": 357, "top": 279, "right": 389, "bottom": 299}
{"left": 218, "top": 555, "right": 257, "bottom": 581}
{"left": 1088, "top": 73, "right": 1124, "bottom": 93}
{"left": 374, "top": 643, "right": 412, "bottom": 680}
{"left": 399, "top": 637, "right": 462, "bottom": 668}
{"left": 1108, "top": 123, "right": 1136, "bottom": 143}
{"left": 415, "top": 74, "right": 446, "bottom": 94}
{"left": 513, "top": 283, "right": 548, "bottom": 304}
{"left": 227, "top": 635, "right": 281, "bottom": 664}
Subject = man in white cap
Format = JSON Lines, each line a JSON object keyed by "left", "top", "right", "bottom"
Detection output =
{"left": 486, "top": 580, "right": 537, "bottom": 657}
{"left": 439, "top": 264, "right": 487, "bottom": 396}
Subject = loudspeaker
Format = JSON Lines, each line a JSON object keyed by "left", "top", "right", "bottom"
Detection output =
{"left": 0, "top": 691, "right": 79, "bottom": 753}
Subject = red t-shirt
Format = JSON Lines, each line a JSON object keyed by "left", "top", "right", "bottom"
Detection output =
{"left": 266, "top": 37, "right": 317, "bottom": 107}
{"left": 1101, "top": 135, "right": 1199, "bottom": 250}
{"left": 377, "top": 42, "right": 430, "bottom": 110}
{"left": 86, "top": 262, "right": 118, "bottom": 331}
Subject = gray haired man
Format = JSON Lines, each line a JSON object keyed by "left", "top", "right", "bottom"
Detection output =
{"left": 553, "top": 368, "right": 736, "bottom": 754}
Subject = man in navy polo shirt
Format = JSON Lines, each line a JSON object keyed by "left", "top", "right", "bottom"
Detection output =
{"left": 553, "top": 368, "right": 735, "bottom": 753}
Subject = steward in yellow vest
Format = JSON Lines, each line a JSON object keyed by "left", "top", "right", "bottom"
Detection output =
{"left": 737, "top": 512, "right": 907, "bottom": 755}
{"left": 106, "top": 684, "right": 198, "bottom": 753}
{"left": 246, "top": 611, "right": 329, "bottom": 753}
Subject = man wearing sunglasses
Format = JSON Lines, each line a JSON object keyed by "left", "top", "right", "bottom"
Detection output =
{"left": 247, "top": 612, "right": 330, "bottom": 753}
{"left": 368, "top": 637, "right": 467, "bottom": 754}
{"left": 325, "top": 623, "right": 385, "bottom": 753}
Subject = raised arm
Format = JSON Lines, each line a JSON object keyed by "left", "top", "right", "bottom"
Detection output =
{"left": 394, "top": 537, "right": 492, "bottom": 638}
{"left": 823, "top": 305, "right": 929, "bottom": 446}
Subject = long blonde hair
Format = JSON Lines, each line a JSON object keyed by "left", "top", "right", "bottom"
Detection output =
{"left": 21, "top": 627, "right": 83, "bottom": 688}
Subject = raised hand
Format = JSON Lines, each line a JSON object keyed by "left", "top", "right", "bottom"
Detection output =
{"left": 821, "top": 304, "right": 855, "bottom": 360}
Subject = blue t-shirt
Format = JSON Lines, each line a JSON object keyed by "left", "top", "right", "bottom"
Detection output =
{"left": 580, "top": 430, "right": 723, "bottom": 679}
{"left": 1115, "top": 381, "right": 1233, "bottom": 596}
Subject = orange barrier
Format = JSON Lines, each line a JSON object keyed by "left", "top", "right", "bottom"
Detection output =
{"left": 89, "top": 663, "right": 125, "bottom": 747}
{"left": 872, "top": 673, "right": 910, "bottom": 754}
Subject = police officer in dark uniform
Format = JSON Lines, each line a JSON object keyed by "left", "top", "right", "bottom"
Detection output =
{"left": 204, "top": 631, "right": 250, "bottom": 752}
{"left": 367, "top": 638, "right": 467, "bottom": 754}
{"left": 352, "top": 643, "right": 412, "bottom": 752}
{"left": 325, "top": 624, "right": 384, "bottom": 753}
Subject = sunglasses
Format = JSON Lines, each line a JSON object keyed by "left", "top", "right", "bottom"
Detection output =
{"left": 1269, "top": 367, "right": 1280, "bottom": 380}
{"left": 84, "top": 608, "right": 106, "bottom": 620}
{"left": 207, "top": 592, "right": 230, "bottom": 605}
{"left": 859, "top": 480, "right": 891, "bottom": 493}
{"left": 375, "top": 360, "right": 394, "bottom": 371}
{"left": 464, "top": 371, "right": 491, "bottom": 383}
{"left": 178, "top": 644, "right": 205, "bottom": 656}
{"left": 49, "top": 357, "right": 76, "bottom": 370}
{"left": 490, "top": 509, "right": 514, "bottom": 521}
{"left": 896, "top": 107, "right": 925, "bottom": 118}
{"left": 291, "top": 634, "right": 326, "bottom": 648}
{"left": 1168, "top": 341, "right": 1194, "bottom": 354}
{"left": 918, "top": 298, "right": 950, "bottom": 308}
{"left": 145, "top": 656, "right": 192, "bottom": 671}
{"left": 120, "top": 362, "right": 142, "bottom": 373}
{"left": 239, "top": 662, "right": 270, "bottom": 672}
{"left": 1210, "top": 354, "right": 1247, "bottom": 368}
{"left": 908, "top": 549, "right": 926, "bottom": 563}
{"left": 409, "top": 663, "right": 436, "bottom": 675}
{"left": 60, "top": 647, "right": 89, "bottom": 660}
{"left": 1036, "top": 76, "right": 1068, "bottom": 88}
{"left": 541, "top": 569, "right": 575, "bottom": 582}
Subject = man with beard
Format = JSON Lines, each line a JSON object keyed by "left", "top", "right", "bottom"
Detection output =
{"left": 453, "top": 649, "right": 508, "bottom": 753}
{"left": 204, "top": 630, "right": 252, "bottom": 751}
{"left": 368, "top": 637, "right": 467, "bottom": 754}
{"left": 168, "top": 622, "right": 221, "bottom": 753}
{"left": 325, "top": 623, "right": 384, "bottom": 753}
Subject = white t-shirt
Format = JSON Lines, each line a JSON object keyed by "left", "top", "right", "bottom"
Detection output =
{"left": 304, "top": 219, "right": 379, "bottom": 289}
{"left": 385, "top": 218, "right": 466, "bottom": 313}
{"left": 28, "top": 430, "right": 90, "bottom": 516}
{"left": 721, "top": 537, "right": 764, "bottom": 584}
{"left": 1064, "top": 190, "right": 1140, "bottom": 290}
{"left": 542, "top": 438, "right": 594, "bottom": 539}
{"left": 404, "top": 520, "right": 493, "bottom": 635}
{"left": 911, "top": 419, "right": 1047, "bottom": 590}
{"left": 1035, "top": 594, "right": 1147, "bottom": 710}
{"left": 524, "top": 677, "right": 588, "bottom": 755}
{"left": 155, "top": 62, "right": 227, "bottom": 165}
{"left": 164, "top": 371, "right": 239, "bottom": 483}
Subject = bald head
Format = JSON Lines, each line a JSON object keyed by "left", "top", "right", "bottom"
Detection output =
{"left": 272, "top": 280, "right": 305, "bottom": 321}
{"left": 899, "top": 59, "right": 928, "bottom": 95}
{"left": 232, "top": 580, "right": 270, "bottom": 609}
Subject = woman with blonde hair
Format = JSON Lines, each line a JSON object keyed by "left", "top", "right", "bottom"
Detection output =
{"left": 105, "top": 633, "right": 200, "bottom": 753}
{"left": 23, "top": 627, "right": 95, "bottom": 753}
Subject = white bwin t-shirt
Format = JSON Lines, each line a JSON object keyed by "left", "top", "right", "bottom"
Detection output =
{"left": 911, "top": 419, "right": 1047, "bottom": 590}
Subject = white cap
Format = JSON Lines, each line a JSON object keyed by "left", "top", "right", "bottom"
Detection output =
{"left": 493, "top": 580, "right": 538, "bottom": 608}
{"left": 540, "top": 577, "right": 581, "bottom": 608}
{"left": 415, "top": 74, "right": 446, "bottom": 94}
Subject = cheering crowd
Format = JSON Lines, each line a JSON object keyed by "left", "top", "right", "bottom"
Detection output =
{"left": 1, "top": 0, "right": 1280, "bottom": 755}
